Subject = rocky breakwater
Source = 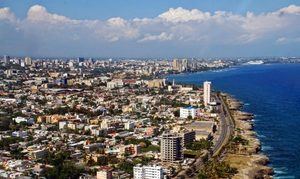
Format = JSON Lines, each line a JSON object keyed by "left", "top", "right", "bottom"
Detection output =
{"left": 222, "top": 93, "right": 273, "bottom": 179}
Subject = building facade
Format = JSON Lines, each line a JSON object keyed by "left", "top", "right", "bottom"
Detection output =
{"left": 203, "top": 81, "right": 211, "bottom": 106}
{"left": 160, "top": 133, "right": 183, "bottom": 162}
{"left": 133, "top": 165, "right": 164, "bottom": 179}
{"left": 180, "top": 107, "right": 198, "bottom": 119}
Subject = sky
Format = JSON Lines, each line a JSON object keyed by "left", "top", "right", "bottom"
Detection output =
{"left": 0, "top": 0, "right": 300, "bottom": 58}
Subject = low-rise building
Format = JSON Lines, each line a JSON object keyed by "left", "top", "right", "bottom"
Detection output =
{"left": 133, "top": 164, "right": 164, "bottom": 179}
{"left": 180, "top": 107, "right": 198, "bottom": 119}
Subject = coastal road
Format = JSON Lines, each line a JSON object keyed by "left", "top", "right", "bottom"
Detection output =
{"left": 212, "top": 94, "right": 235, "bottom": 157}
{"left": 174, "top": 94, "right": 234, "bottom": 178}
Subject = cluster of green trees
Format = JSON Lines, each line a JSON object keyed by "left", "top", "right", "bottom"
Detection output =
{"left": 141, "top": 145, "right": 160, "bottom": 152}
{"left": 186, "top": 139, "right": 213, "bottom": 151}
{"left": 44, "top": 106, "right": 104, "bottom": 117}
{"left": 118, "top": 161, "right": 134, "bottom": 174}
{"left": 231, "top": 135, "right": 249, "bottom": 145}
{"left": 0, "top": 116, "right": 11, "bottom": 131}
{"left": 92, "top": 67, "right": 122, "bottom": 75}
{"left": 124, "top": 138, "right": 151, "bottom": 147}
{"left": 43, "top": 161, "right": 84, "bottom": 179}
{"left": 0, "top": 136, "right": 23, "bottom": 150}
{"left": 198, "top": 160, "right": 237, "bottom": 179}
{"left": 42, "top": 151, "right": 84, "bottom": 179}
{"left": 150, "top": 116, "right": 168, "bottom": 126}
{"left": 118, "top": 157, "right": 154, "bottom": 175}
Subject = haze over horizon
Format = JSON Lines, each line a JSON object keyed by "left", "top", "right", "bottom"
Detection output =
{"left": 1, "top": 0, "right": 300, "bottom": 58}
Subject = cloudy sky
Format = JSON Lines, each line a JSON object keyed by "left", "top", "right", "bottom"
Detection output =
{"left": 0, "top": 0, "right": 300, "bottom": 58}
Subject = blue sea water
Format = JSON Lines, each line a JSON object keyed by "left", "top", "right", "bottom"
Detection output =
{"left": 167, "top": 64, "right": 300, "bottom": 178}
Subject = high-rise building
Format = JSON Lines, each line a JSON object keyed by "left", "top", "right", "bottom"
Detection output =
{"left": 68, "top": 61, "right": 74, "bottom": 68}
{"left": 180, "top": 130, "right": 196, "bottom": 147}
{"left": 133, "top": 164, "right": 164, "bottom": 179}
{"left": 3, "top": 55, "right": 10, "bottom": 65}
{"left": 203, "top": 81, "right": 211, "bottom": 106}
{"left": 172, "top": 59, "right": 180, "bottom": 71}
{"left": 182, "top": 59, "right": 188, "bottom": 71}
{"left": 161, "top": 133, "right": 183, "bottom": 162}
{"left": 173, "top": 59, "right": 190, "bottom": 72}
{"left": 24, "top": 57, "right": 32, "bottom": 66}
{"left": 77, "top": 57, "right": 85, "bottom": 63}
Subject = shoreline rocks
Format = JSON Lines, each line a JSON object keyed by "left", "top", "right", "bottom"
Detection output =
{"left": 222, "top": 93, "right": 274, "bottom": 179}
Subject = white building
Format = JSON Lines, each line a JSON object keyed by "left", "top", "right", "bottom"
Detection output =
{"left": 12, "top": 131, "right": 28, "bottom": 138}
{"left": 59, "top": 121, "right": 68, "bottom": 129}
{"left": 133, "top": 164, "right": 164, "bottom": 179}
{"left": 125, "top": 121, "right": 135, "bottom": 130}
{"left": 106, "top": 80, "right": 124, "bottom": 89}
{"left": 24, "top": 57, "right": 32, "bottom": 66}
{"left": 203, "top": 81, "right": 211, "bottom": 106}
{"left": 180, "top": 107, "right": 198, "bottom": 119}
{"left": 13, "top": 117, "right": 27, "bottom": 124}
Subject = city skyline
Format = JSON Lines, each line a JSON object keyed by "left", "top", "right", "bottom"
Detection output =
{"left": 1, "top": 1, "right": 300, "bottom": 57}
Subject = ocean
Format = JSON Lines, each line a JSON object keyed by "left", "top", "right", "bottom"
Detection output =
{"left": 167, "top": 64, "right": 300, "bottom": 178}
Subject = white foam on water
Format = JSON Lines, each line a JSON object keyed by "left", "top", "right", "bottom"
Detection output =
{"left": 276, "top": 176, "right": 296, "bottom": 179}
{"left": 257, "top": 134, "right": 266, "bottom": 138}
{"left": 261, "top": 145, "right": 273, "bottom": 151}
{"left": 273, "top": 167, "right": 296, "bottom": 179}
{"left": 274, "top": 167, "right": 287, "bottom": 174}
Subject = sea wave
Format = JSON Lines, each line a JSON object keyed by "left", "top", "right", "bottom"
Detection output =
{"left": 262, "top": 145, "right": 274, "bottom": 151}
{"left": 257, "top": 134, "right": 266, "bottom": 138}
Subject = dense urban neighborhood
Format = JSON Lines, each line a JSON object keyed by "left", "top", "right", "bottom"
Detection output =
{"left": 0, "top": 56, "right": 292, "bottom": 178}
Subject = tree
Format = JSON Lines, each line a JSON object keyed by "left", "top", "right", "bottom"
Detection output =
{"left": 173, "top": 110, "right": 180, "bottom": 117}
{"left": 119, "top": 161, "right": 134, "bottom": 174}
{"left": 198, "top": 160, "right": 237, "bottom": 178}
{"left": 186, "top": 139, "right": 212, "bottom": 151}
{"left": 44, "top": 161, "right": 84, "bottom": 179}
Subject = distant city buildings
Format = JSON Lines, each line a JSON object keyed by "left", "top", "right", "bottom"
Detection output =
{"left": 3, "top": 55, "right": 10, "bottom": 65}
{"left": 203, "top": 81, "right": 211, "bottom": 106}
{"left": 172, "top": 59, "right": 188, "bottom": 72}
{"left": 0, "top": 55, "right": 239, "bottom": 178}
{"left": 147, "top": 79, "right": 166, "bottom": 88}
{"left": 24, "top": 57, "right": 32, "bottom": 66}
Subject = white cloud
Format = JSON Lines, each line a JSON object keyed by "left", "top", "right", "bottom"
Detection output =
{"left": 0, "top": 7, "right": 16, "bottom": 22}
{"left": 27, "top": 5, "right": 76, "bottom": 24}
{"left": 138, "top": 32, "right": 173, "bottom": 42}
{"left": 107, "top": 17, "right": 127, "bottom": 27}
{"left": 276, "top": 37, "right": 300, "bottom": 44}
{"left": 158, "top": 7, "right": 211, "bottom": 23}
{"left": 0, "top": 4, "right": 300, "bottom": 56}
{"left": 278, "top": 4, "right": 300, "bottom": 15}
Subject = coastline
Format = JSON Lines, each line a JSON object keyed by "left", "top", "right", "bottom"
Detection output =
{"left": 221, "top": 93, "right": 273, "bottom": 178}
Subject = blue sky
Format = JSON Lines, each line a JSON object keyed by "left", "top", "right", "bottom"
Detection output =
{"left": 2, "top": 0, "right": 300, "bottom": 19}
{"left": 0, "top": 0, "right": 300, "bottom": 57}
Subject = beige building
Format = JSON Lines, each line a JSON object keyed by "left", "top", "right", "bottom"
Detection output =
{"left": 147, "top": 79, "right": 165, "bottom": 88}
{"left": 97, "top": 167, "right": 113, "bottom": 179}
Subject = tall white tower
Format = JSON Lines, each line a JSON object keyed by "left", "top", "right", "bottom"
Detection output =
{"left": 203, "top": 81, "right": 211, "bottom": 106}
